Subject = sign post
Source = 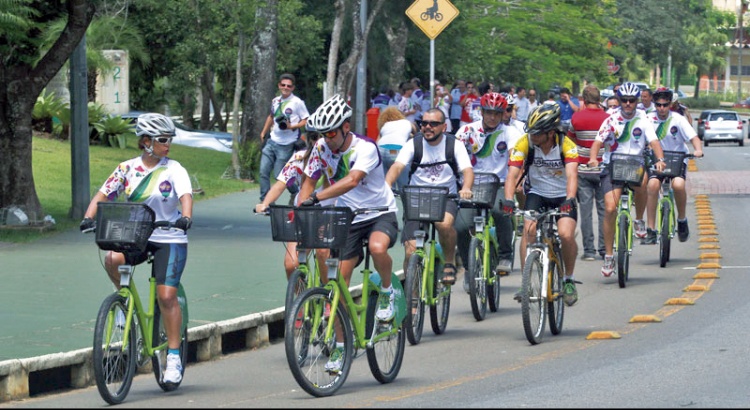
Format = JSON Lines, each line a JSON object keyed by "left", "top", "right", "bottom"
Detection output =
{"left": 406, "top": 0, "right": 459, "bottom": 109}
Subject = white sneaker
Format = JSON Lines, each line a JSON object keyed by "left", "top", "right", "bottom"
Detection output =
{"left": 601, "top": 255, "right": 615, "bottom": 277}
{"left": 163, "top": 353, "right": 183, "bottom": 384}
{"left": 375, "top": 290, "right": 395, "bottom": 322}
{"left": 634, "top": 219, "right": 646, "bottom": 239}
{"left": 325, "top": 346, "right": 344, "bottom": 374}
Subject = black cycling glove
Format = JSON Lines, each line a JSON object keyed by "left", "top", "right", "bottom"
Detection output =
{"left": 560, "top": 197, "right": 577, "bottom": 214}
{"left": 300, "top": 192, "right": 319, "bottom": 207}
{"left": 500, "top": 199, "right": 516, "bottom": 215}
{"left": 175, "top": 216, "right": 192, "bottom": 232}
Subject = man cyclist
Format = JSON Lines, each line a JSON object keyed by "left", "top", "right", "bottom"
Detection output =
{"left": 298, "top": 95, "right": 400, "bottom": 373}
{"left": 502, "top": 103, "right": 581, "bottom": 306}
{"left": 642, "top": 87, "right": 703, "bottom": 244}
{"left": 385, "top": 108, "right": 474, "bottom": 286}
{"left": 455, "top": 92, "right": 521, "bottom": 292}
{"left": 587, "top": 82, "right": 666, "bottom": 277}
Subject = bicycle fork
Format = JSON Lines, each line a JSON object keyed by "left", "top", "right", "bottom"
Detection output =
{"left": 527, "top": 245, "right": 550, "bottom": 301}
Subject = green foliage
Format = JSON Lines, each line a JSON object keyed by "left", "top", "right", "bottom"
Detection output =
{"left": 239, "top": 140, "right": 262, "bottom": 181}
{"left": 0, "top": 0, "right": 41, "bottom": 63}
{"left": 32, "top": 89, "right": 69, "bottom": 134}
{"left": 93, "top": 116, "right": 136, "bottom": 149}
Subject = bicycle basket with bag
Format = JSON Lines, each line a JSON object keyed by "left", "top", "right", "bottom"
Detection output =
{"left": 293, "top": 206, "right": 353, "bottom": 249}
{"left": 95, "top": 202, "right": 155, "bottom": 252}
{"left": 268, "top": 205, "right": 298, "bottom": 243}
{"left": 609, "top": 153, "right": 645, "bottom": 186}
{"left": 470, "top": 173, "right": 501, "bottom": 208}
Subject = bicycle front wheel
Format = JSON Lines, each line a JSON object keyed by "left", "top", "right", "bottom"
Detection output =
{"left": 285, "top": 268, "right": 308, "bottom": 314}
{"left": 285, "top": 287, "right": 353, "bottom": 397}
{"left": 617, "top": 215, "right": 630, "bottom": 288}
{"left": 521, "top": 251, "right": 545, "bottom": 345}
{"left": 659, "top": 202, "right": 671, "bottom": 268}
{"left": 152, "top": 286, "right": 189, "bottom": 392}
{"left": 430, "top": 267, "right": 451, "bottom": 335}
{"left": 548, "top": 248, "right": 565, "bottom": 335}
{"left": 92, "top": 293, "right": 137, "bottom": 405}
{"left": 365, "top": 292, "right": 405, "bottom": 383}
{"left": 467, "top": 237, "right": 488, "bottom": 321}
{"left": 404, "top": 253, "right": 425, "bottom": 345}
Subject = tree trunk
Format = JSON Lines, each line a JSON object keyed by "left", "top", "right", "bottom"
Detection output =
{"left": 325, "top": 0, "right": 346, "bottom": 98}
{"left": 0, "top": 0, "right": 95, "bottom": 220}
{"left": 231, "top": 31, "right": 245, "bottom": 178}
{"left": 241, "top": 0, "right": 278, "bottom": 144}
{"left": 199, "top": 70, "right": 213, "bottom": 129}
{"left": 386, "top": 17, "right": 409, "bottom": 91}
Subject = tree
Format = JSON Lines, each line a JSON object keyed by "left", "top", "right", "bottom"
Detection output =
{"left": 0, "top": 0, "right": 95, "bottom": 220}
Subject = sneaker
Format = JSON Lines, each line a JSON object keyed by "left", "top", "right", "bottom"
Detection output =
{"left": 375, "top": 290, "right": 395, "bottom": 322}
{"left": 513, "top": 288, "right": 524, "bottom": 302}
{"left": 163, "top": 353, "right": 183, "bottom": 384}
{"left": 634, "top": 219, "right": 647, "bottom": 239}
{"left": 460, "top": 267, "right": 470, "bottom": 294}
{"left": 581, "top": 253, "right": 596, "bottom": 261}
{"left": 496, "top": 259, "right": 513, "bottom": 273}
{"left": 562, "top": 279, "right": 579, "bottom": 307}
{"left": 325, "top": 346, "right": 344, "bottom": 374}
{"left": 642, "top": 228, "right": 657, "bottom": 245}
{"left": 677, "top": 220, "right": 689, "bottom": 242}
{"left": 601, "top": 255, "right": 615, "bottom": 277}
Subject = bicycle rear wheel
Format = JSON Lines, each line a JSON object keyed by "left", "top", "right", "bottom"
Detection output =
{"left": 92, "top": 293, "right": 137, "bottom": 404}
{"left": 430, "top": 269, "right": 451, "bottom": 335}
{"left": 659, "top": 202, "right": 671, "bottom": 268}
{"left": 521, "top": 251, "right": 545, "bottom": 345}
{"left": 285, "top": 287, "right": 353, "bottom": 397}
{"left": 548, "top": 248, "right": 565, "bottom": 335}
{"left": 285, "top": 268, "right": 308, "bottom": 315}
{"left": 487, "top": 240, "right": 501, "bottom": 312}
{"left": 365, "top": 292, "right": 405, "bottom": 383}
{"left": 467, "top": 237, "right": 487, "bottom": 321}
{"left": 617, "top": 215, "right": 630, "bottom": 288}
{"left": 152, "top": 284, "right": 189, "bottom": 392}
{"left": 404, "top": 253, "right": 425, "bottom": 345}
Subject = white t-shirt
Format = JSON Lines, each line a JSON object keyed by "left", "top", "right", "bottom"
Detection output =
{"left": 456, "top": 121, "right": 519, "bottom": 182}
{"left": 99, "top": 156, "right": 192, "bottom": 243}
{"left": 395, "top": 134, "right": 473, "bottom": 194}
{"left": 596, "top": 110, "right": 658, "bottom": 163}
{"left": 377, "top": 119, "right": 413, "bottom": 149}
{"left": 269, "top": 94, "right": 310, "bottom": 145}
{"left": 648, "top": 111, "right": 697, "bottom": 154}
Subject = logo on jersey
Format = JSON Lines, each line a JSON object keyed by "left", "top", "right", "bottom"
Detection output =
{"left": 159, "top": 181, "right": 172, "bottom": 201}
{"left": 670, "top": 126, "right": 678, "bottom": 135}
{"left": 632, "top": 128, "right": 642, "bottom": 139}
{"left": 495, "top": 141, "right": 508, "bottom": 154}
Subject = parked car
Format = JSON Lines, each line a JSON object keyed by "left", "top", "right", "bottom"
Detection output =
{"left": 120, "top": 111, "right": 232, "bottom": 153}
{"left": 731, "top": 97, "right": 750, "bottom": 109}
{"left": 697, "top": 109, "right": 744, "bottom": 146}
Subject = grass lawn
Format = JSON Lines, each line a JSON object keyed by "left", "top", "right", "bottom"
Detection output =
{"left": 0, "top": 134, "right": 255, "bottom": 243}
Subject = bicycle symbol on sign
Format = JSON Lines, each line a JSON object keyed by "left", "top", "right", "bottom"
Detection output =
{"left": 421, "top": 0, "right": 444, "bottom": 21}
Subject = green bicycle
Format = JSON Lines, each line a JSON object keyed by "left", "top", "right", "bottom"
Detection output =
{"left": 401, "top": 185, "right": 454, "bottom": 345}
{"left": 88, "top": 202, "right": 189, "bottom": 405}
{"left": 610, "top": 152, "right": 646, "bottom": 288}
{"left": 284, "top": 206, "right": 406, "bottom": 397}
{"left": 654, "top": 151, "right": 695, "bottom": 267}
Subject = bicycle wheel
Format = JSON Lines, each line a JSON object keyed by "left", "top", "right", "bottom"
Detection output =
{"left": 152, "top": 287, "right": 189, "bottom": 392}
{"left": 285, "top": 287, "right": 353, "bottom": 397}
{"left": 404, "top": 253, "right": 425, "bottom": 345}
{"left": 548, "top": 248, "right": 565, "bottom": 335}
{"left": 92, "top": 293, "right": 137, "bottom": 404}
{"left": 659, "top": 202, "right": 671, "bottom": 268}
{"left": 521, "top": 251, "right": 545, "bottom": 345}
{"left": 487, "top": 240, "right": 501, "bottom": 312}
{"left": 365, "top": 292, "right": 405, "bottom": 383}
{"left": 467, "top": 237, "right": 487, "bottom": 321}
{"left": 617, "top": 215, "right": 630, "bottom": 288}
{"left": 285, "top": 268, "right": 308, "bottom": 315}
{"left": 430, "top": 267, "right": 451, "bottom": 335}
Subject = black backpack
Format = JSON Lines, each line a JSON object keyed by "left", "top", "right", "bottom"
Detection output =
{"left": 515, "top": 131, "right": 567, "bottom": 190}
{"left": 408, "top": 132, "right": 460, "bottom": 181}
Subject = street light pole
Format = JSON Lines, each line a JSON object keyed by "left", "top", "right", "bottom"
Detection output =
{"left": 739, "top": 1, "right": 744, "bottom": 103}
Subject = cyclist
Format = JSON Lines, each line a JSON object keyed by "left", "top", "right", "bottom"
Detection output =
{"left": 79, "top": 113, "right": 193, "bottom": 385}
{"left": 298, "top": 95, "right": 400, "bottom": 373}
{"left": 502, "top": 103, "right": 581, "bottom": 306}
{"left": 385, "top": 107, "right": 474, "bottom": 286}
{"left": 455, "top": 92, "right": 521, "bottom": 291}
{"left": 642, "top": 87, "right": 704, "bottom": 244}
{"left": 587, "top": 82, "right": 667, "bottom": 277}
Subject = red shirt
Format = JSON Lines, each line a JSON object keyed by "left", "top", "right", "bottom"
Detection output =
{"left": 459, "top": 93, "right": 479, "bottom": 123}
{"left": 568, "top": 106, "right": 609, "bottom": 163}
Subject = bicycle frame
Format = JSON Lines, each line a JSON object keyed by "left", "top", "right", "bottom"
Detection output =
{"left": 656, "top": 178, "right": 677, "bottom": 239}
{"left": 523, "top": 212, "right": 560, "bottom": 303}
{"left": 472, "top": 210, "right": 500, "bottom": 286}
{"left": 613, "top": 185, "right": 635, "bottom": 255}
{"left": 111, "top": 265, "right": 165, "bottom": 359}
{"left": 414, "top": 222, "right": 448, "bottom": 307}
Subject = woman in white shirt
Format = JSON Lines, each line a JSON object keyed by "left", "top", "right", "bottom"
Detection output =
{"left": 377, "top": 106, "right": 416, "bottom": 191}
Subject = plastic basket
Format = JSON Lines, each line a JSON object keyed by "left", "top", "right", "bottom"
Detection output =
{"left": 609, "top": 153, "right": 645, "bottom": 186}
{"left": 659, "top": 150, "right": 687, "bottom": 178}
{"left": 268, "top": 205, "right": 297, "bottom": 242}
{"left": 402, "top": 185, "right": 449, "bottom": 222}
{"left": 471, "top": 173, "right": 501, "bottom": 208}
{"left": 293, "top": 206, "right": 353, "bottom": 249}
{"left": 95, "top": 202, "right": 155, "bottom": 252}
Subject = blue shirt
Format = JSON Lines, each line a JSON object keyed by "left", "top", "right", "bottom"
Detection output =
{"left": 556, "top": 97, "right": 580, "bottom": 122}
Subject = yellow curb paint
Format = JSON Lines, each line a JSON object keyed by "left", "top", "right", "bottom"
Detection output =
{"left": 699, "top": 244, "right": 720, "bottom": 250}
{"left": 699, "top": 253, "right": 722, "bottom": 259}
{"left": 694, "top": 272, "right": 720, "bottom": 279}
{"left": 695, "top": 194, "right": 709, "bottom": 199}
{"left": 696, "top": 210, "right": 713, "bottom": 216}
{"left": 629, "top": 315, "right": 662, "bottom": 323}
{"left": 665, "top": 298, "right": 695, "bottom": 305}
{"left": 699, "top": 230, "right": 719, "bottom": 236}
{"left": 696, "top": 262, "right": 721, "bottom": 269}
{"left": 698, "top": 237, "right": 719, "bottom": 242}
{"left": 697, "top": 224, "right": 716, "bottom": 230}
{"left": 684, "top": 285, "right": 709, "bottom": 292}
{"left": 586, "top": 331, "right": 621, "bottom": 340}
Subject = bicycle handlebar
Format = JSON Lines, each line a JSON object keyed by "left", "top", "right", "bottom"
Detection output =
{"left": 82, "top": 220, "right": 184, "bottom": 233}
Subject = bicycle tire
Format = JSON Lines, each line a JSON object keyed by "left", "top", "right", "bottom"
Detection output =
{"left": 659, "top": 202, "right": 671, "bottom": 268}
{"left": 430, "top": 267, "right": 451, "bottom": 335}
{"left": 285, "top": 287, "right": 353, "bottom": 397}
{"left": 487, "top": 240, "right": 501, "bottom": 312}
{"left": 152, "top": 290, "right": 189, "bottom": 392}
{"left": 285, "top": 268, "right": 308, "bottom": 315}
{"left": 521, "top": 251, "right": 545, "bottom": 345}
{"left": 617, "top": 215, "right": 630, "bottom": 288}
{"left": 92, "top": 293, "right": 137, "bottom": 404}
{"left": 404, "top": 253, "right": 425, "bottom": 345}
{"left": 365, "top": 292, "right": 405, "bottom": 383}
{"left": 548, "top": 247, "right": 565, "bottom": 335}
{"left": 467, "top": 237, "right": 487, "bottom": 321}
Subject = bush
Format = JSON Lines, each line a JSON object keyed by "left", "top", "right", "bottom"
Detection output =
{"left": 238, "top": 140, "right": 262, "bottom": 181}
{"left": 32, "top": 89, "right": 68, "bottom": 135}
{"left": 93, "top": 115, "right": 136, "bottom": 149}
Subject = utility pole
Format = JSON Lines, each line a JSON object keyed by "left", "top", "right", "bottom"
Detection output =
{"left": 69, "top": 34, "right": 89, "bottom": 219}
{"left": 739, "top": 1, "right": 744, "bottom": 103}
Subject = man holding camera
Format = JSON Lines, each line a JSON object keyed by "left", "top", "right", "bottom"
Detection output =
{"left": 259, "top": 73, "right": 310, "bottom": 202}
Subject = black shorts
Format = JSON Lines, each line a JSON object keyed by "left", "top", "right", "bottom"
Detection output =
{"left": 124, "top": 242, "right": 188, "bottom": 287}
{"left": 524, "top": 193, "right": 578, "bottom": 222}
{"left": 401, "top": 200, "right": 459, "bottom": 243}
{"left": 339, "top": 212, "right": 399, "bottom": 262}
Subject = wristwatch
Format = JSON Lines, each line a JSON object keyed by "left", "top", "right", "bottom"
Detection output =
{"left": 656, "top": 158, "right": 665, "bottom": 163}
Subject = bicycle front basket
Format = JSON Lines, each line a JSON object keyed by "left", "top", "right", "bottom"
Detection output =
{"left": 268, "top": 205, "right": 297, "bottom": 242}
{"left": 402, "top": 185, "right": 449, "bottom": 222}
{"left": 95, "top": 202, "right": 155, "bottom": 252}
{"left": 659, "top": 150, "right": 687, "bottom": 178}
{"left": 471, "top": 173, "right": 501, "bottom": 208}
{"left": 609, "top": 153, "right": 645, "bottom": 186}
{"left": 293, "top": 206, "right": 353, "bottom": 249}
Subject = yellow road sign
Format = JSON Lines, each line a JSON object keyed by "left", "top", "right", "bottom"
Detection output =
{"left": 406, "top": 0, "right": 459, "bottom": 40}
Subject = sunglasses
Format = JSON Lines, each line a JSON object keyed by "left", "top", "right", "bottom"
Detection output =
{"left": 506, "top": 107, "right": 514, "bottom": 112}
{"left": 279, "top": 83, "right": 294, "bottom": 88}
{"left": 654, "top": 102, "right": 671, "bottom": 108}
{"left": 153, "top": 136, "right": 173, "bottom": 144}
{"left": 323, "top": 129, "right": 339, "bottom": 138}
{"left": 620, "top": 97, "right": 637, "bottom": 104}
{"left": 421, "top": 120, "right": 444, "bottom": 128}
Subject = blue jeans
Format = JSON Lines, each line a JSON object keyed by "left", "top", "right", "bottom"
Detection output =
{"left": 259, "top": 139, "right": 297, "bottom": 201}
{"left": 577, "top": 172, "right": 605, "bottom": 256}
{"left": 379, "top": 147, "right": 409, "bottom": 192}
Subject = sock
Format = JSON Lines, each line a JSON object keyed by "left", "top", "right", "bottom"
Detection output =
{"left": 168, "top": 348, "right": 179, "bottom": 356}
{"left": 382, "top": 284, "right": 394, "bottom": 294}
{"left": 564, "top": 275, "right": 574, "bottom": 281}
{"left": 678, "top": 218, "right": 687, "bottom": 223}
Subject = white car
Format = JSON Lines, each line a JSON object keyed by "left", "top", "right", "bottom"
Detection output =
{"left": 121, "top": 111, "right": 233, "bottom": 153}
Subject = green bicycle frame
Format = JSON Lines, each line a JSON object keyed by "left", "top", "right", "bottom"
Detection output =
{"left": 656, "top": 181, "right": 677, "bottom": 239}
{"left": 614, "top": 186, "right": 635, "bottom": 254}
{"left": 414, "top": 227, "right": 448, "bottom": 307}
{"left": 473, "top": 211, "right": 500, "bottom": 285}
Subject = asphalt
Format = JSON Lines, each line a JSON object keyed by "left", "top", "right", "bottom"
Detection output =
{"left": 0, "top": 186, "right": 407, "bottom": 362}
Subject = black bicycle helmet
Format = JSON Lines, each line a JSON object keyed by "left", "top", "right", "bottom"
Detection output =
{"left": 525, "top": 103, "right": 561, "bottom": 135}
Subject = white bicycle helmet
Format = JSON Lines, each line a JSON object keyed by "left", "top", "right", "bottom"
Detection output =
{"left": 502, "top": 92, "right": 516, "bottom": 106}
{"left": 616, "top": 82, "right": 641, "bottom": 99}
{"left": 135, "top": 113, "right": 175, "bottom": 137}
{"left": 308, "top": 94, "right": 352, "bottom": 133}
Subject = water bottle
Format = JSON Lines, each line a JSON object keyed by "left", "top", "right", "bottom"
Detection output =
{"left": 490, "top": 226, "right": 496, "bottom": 238}
{"left": 434, "top": 242, "right": 445, "bottom": 277}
